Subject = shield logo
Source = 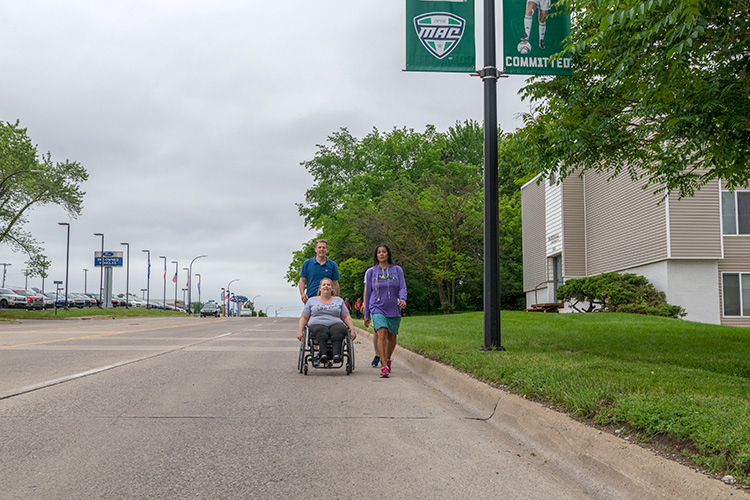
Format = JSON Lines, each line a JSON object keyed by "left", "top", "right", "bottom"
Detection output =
{"left": 413, "top": 12, "right": 466, "bottom": 60}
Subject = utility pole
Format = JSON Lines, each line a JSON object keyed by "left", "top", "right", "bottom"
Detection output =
{"left": 0, "top": 263, "right": 10, "bottom": 288}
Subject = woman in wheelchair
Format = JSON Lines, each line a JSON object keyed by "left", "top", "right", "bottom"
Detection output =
{"left": 297, "top": 277, "right": 357, "bottom": 364}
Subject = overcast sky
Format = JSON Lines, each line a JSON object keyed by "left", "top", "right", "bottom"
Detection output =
{"left": 0, "top": 1, "right": 530, "bottom": 317}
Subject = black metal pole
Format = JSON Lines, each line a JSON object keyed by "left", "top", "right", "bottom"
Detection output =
{"left": 482, "top": 0, "right": 504, "bottom": 351}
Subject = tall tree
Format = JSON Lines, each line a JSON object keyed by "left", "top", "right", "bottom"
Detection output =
{"left": 519, "top": 0, "right": 750, "bottom": 197}
{"left": 0, "top": 121, "right": 88, "bottom": 277}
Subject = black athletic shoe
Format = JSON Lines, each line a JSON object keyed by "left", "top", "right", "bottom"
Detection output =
{"left": 318, "top": 354, "right": 328, "bottom": 365}
{"left": 539, "top": 39, "right": 545, "bottom": 49}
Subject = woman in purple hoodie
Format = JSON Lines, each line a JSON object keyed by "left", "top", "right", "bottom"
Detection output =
{"left": 363, "top": 244, "right": 407, "bottom": 378}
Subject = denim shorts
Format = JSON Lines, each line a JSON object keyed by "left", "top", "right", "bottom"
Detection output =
{"left": 372, "top": 313, "right": 401, "bottom": 335}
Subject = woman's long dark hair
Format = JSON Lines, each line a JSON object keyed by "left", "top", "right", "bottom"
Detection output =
{"left": 372, "top": 244, "right": 393, "bottom": 265}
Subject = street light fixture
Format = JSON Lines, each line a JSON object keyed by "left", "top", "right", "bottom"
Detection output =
{"left": 265, "top": 305, "right": 273, "bottom": 317}
{"left": 187, "top": 255, "right": 207, "bottom": 315}
{"left": 251, "top": 294, "right": 260, "bottom": 314}
{"left": 120, "top": 243, "right": 130, "bottom": 308}
{"left": 159, "top": 255, "right": 167, "bottom": 309}
{"left": 142, "top": 249, "right": 150, "bottom": 309}
{"left": 93, "top": 233, "right": 104, "bottom": 307}
{"left": 0, "top": 170, "right": 43, "bottom": 193}
{"left": 58, "top": 223, "right": 70, "bottom": 310}
{"left": 226, "top": 279, "right": 239, "bottom": 317}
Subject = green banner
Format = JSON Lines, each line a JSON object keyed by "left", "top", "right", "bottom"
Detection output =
{"left": 405, "top": 0, "right": 475, "bottom": 73}
{"left": 502, "top": 0, "right": 571, "bottom": 75}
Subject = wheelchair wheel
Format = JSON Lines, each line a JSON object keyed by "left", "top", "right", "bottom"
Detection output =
{"left": 346, "top": 330, "right": 355, "bottom": 372}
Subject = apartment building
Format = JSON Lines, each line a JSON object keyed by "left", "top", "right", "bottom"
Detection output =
{"left": 521, "top": 170, "right": 750, "bottom": 326}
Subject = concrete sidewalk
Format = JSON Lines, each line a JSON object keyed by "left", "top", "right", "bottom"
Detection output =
{"left": 357, "top": 327, "right": 738, "bottom": 499}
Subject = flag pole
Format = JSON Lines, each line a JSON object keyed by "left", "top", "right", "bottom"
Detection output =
{"left": 481, "top": 0, "right": 504, "bottom": 351}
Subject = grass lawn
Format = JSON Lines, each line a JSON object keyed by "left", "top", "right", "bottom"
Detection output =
{"left": 357, "top": 311, "right": 750, "bottom": 483}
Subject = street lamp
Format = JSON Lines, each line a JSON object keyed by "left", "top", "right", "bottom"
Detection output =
{"left": 195, "top": 273, "right": 201, "bottom": 305}
{"left": 83, "top": 268, "right": 88, "bottom": 294}
{"left": 141, "top": 288, "right": 147, "bottom": 299}
{"left": 58, "top": 222, "right": 70, "bottom": 310}
{"left": 159, "top": 255, "right": 167, "bottom": 309}
{"left": 251, "top": 294, "right": 260, "bottom": 313}
{"left": 171, "top": 260, "right": 178, "bottom": 310}
{"left": 275, "top": 307, "right": 283, "bottom": 317}
{"left": 142, "top": 249, "right": 150, "bottom": 309}
{"left": 0, "top": 170, "right": 43, "bottom": 193}
{"left": 265, "top": 305, "right": 273, "bottom": 317}
{"left": 183, "top": 268, "right": 190, "bottom": 313}
{"left": 120, "top": 243, "right": 130, "bottom": 308}
{"left": 226, "top": 279, "right": 239, "bottom": 317}
{"left": 93, "top": 233, "right": 104, "bottom": 307}
{"left": 187, "top": 255, "right": 207, "bottom": 315}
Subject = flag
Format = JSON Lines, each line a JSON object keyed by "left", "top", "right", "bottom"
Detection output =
{"left": 502, "top": 0, "right": 571, "bottom": 75}
{"left": 197, "top": 282, "right": 200, "bottom": 294}
{"left": 405, "top": 0, "right": 475, "bottom": 72}
{"left": 221, "top": 290, "right": 225, "bottom": 301}
{"left": 172, "top": 272, "right": 177, "bottom": 283}
{"left": 147, "top": 258, "right": 151, "bottom": 279}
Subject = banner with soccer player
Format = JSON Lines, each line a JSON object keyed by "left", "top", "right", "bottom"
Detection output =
{"left": 502, "top": 0, "right": 571, "bottom": 75}
{"left": 405, "top": 0, "right": 475, "bottom": 72}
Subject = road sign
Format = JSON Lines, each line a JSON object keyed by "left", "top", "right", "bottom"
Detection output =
{"left": 94, "top": 251, "right": 123, "bottom": 267}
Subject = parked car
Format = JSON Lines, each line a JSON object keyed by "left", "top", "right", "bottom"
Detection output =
{"left": 84, "top": 293, "right": 101, "bottom": 307}
{"left": 239, "top": 308, "right": 253, "bottom": 317}
{"left": 10, "top": 288, "right": 45, "bottom": 310}
{"left": 66, "top": 293, "right": 87, "bottom": 308}
{"left": 30, "top": 287, "right": 55, "bottom": 309}
{"left": 43, "top": 291, "right": 71, "bottom": 309}
{"left": 0, "top": 288, "right": 28, "bottom": 309}
{"left": 200, "top": 302, "right": 221, "bottom": 317}
{"left": 111, "top": 297, "right": 120, "bottom": 307}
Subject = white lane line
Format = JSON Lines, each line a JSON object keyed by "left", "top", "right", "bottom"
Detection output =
{"left": 0, "top": 331, "right": 236, "bottom": 401}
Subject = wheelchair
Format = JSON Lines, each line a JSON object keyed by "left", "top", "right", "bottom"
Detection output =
{"left": 298, "top": 325, "right": 355, "bottom": 375}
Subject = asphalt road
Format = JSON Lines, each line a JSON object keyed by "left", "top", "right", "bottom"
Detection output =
{"left": 0, "top": 317, "right": 737, "bottom": 499}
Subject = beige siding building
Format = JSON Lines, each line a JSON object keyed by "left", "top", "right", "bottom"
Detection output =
{"left": 521, "top": 171, "right": 750, "bottom": 326}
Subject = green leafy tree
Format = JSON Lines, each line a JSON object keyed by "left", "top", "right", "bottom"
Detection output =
{"left": 518, "top": 0, "right": 750, "bottom": 197}
{"left": 0, "top": 121, "right": 88, "bottom": 276}
{"left": 291, "top": 122, "right": 535, "bottom": 313}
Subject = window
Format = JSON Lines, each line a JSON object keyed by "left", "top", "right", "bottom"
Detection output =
{"left": 722, "top": 191, "right": 750, "bottom": 235}
{"left": 722, "top": 273, "right": 750, "bottom": 316}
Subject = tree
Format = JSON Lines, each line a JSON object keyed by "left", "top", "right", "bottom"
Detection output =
{"left": 518, "top": 0, "right": 750, "bottom": 197}
{"left": 0, "top": 121, "right": 88, "bottom": 276}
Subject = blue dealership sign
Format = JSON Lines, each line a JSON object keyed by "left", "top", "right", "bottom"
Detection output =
{"left": 95, "top": 251, "right": 124, "bottom": 267}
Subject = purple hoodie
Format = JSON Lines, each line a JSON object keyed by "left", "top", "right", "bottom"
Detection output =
{"left": 364, "top": 264, "right": 407, "bottom": 319}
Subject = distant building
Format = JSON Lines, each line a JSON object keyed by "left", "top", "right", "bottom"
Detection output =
{"left": 521, "top": 170, "right": 750, "bottom": 326}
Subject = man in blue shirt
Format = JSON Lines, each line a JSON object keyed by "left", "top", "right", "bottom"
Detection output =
{"left": 298, "top": 239, "right": 340, "bottom": 303}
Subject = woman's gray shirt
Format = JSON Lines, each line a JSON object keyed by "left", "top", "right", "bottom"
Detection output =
{"left": 304, "top": 296, "right": 348, "bottom": 327}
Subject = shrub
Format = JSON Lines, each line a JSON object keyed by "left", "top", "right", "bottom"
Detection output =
{"left": 556, "top": 272, "right": 686, "bottom": 319}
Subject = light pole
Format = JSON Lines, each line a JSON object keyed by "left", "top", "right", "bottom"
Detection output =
{"left": 141, "top": 288, "right": 147, "bottom": 300}
{"left": 159, "top": 255, "right": 166, "bottom": 309}
{"left": 226, "top": 279, "right": 239, "bottom": 317}
{"left": 183, "top": 268, "right": 189, "bottom": 313}
{"left": 0, "top": 263, "right": 10, "bottom": 288}
{"left": 83, "top": 268, "right": 88, "bottom": 294}
{"left": 187, "top": 255, "right": 207, "bottom": 315}
{"left": 275, "top": 307, "right": 283, "bottom": 317}
{"left": 251, "top": 294, "right": 260, "bottom": 314}
{"left": 93, "top": 233, "right": 104, "bottom": 307}
{"left": 171, "top": 261, "right": 178, "bottom": 310}
{"left": 58, "top": 222, "right": 70, "bottom": 310}
{"left": 120, "top": 243, "right": 130, "bottom": 308}
{"left": 265, "top": 305, "right": 273, "bottom": 317}
{"left": 142, "top": 249, "right": 150, "bottom": 309}
{"left": 195, "top": 273, "right": 201, "bottom": 305}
